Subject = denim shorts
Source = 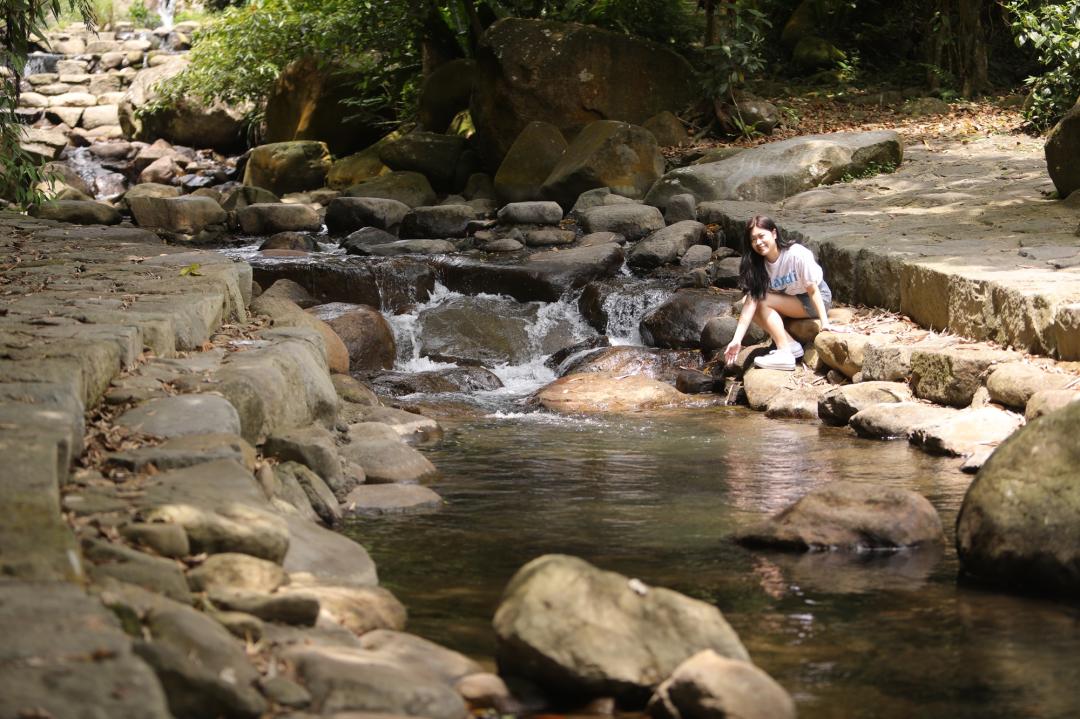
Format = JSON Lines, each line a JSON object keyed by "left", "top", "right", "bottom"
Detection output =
{"left": 796, "top": 281, "right": 832, "bottom": 319}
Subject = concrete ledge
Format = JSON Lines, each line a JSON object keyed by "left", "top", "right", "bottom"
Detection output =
{"left": 696, "top": 135, "right": 1080, "bottom": 359}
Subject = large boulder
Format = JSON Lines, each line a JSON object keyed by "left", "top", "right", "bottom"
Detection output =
{"left": 264, "top": 57, "right": 385, "bottom": 156}
{"left": 639, "top": 288, "right": 740, "bottom": 349}
{"left": 237, "top": 203, "right": 322, "bottom": 235}
{"left": 31, "top": 200, "right": 121, "bottom": 225}
{"left": 493, "top": 554, "right": 748, "bottom": 705}
{"left": 399, "top": 205, "right": 478, "bottom": 239}
{"left": 378, "top": 132, "right": 468, "bottom": 191}
{"left": 956, "top": 401, "right": 1080, "bottom": 594}
{"left": 470, "top": 18, "right": 698, "bottom": 167}
{"left": 577, "top": 204, "right": 665, "bottom": 241}
{"left": 493, "top": 121, "right": 567, "bottom": 204}
{"left": 344, "top": 171, "right": 437, "bottom": 208}
{"left": 243, "top": 141, "right": 332, "bottom": 196}
{"left": 540, "top": 120, "right": 664, "bottom": 209}
{"left": 118, "top": 56, "right": 246, "bottom": 153}
{"left": 315, "top": 304, "right": 397, "bottom": 371}
{"left": 535, "top": 372, "right": 688, "bottom": 413}
{"left": 129, "top": 195, "right": 227, "bottom": 236}
{"left": 644, "top": 130, "right": 902, "bottom": 208}
{"left": 910, "top": 345, "right": 1019, "bottom": 408}
{"left": 1045, "top": 98, "right": 1080, "bottom": 199}
{"left": 735, "top": 481, "right": 944, "bottom": 551}
{"left": 325, "top": 196, "right": 410, "bottom": 235}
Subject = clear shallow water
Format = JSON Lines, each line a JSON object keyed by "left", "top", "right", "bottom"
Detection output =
{"left": 345, "top": 408, "right": 1080, "bottom": 719}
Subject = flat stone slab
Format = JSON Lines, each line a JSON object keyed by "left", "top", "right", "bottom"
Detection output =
{"left": 116, "top": 394, "right": 242, "bottom": 438}
{"left": 0, "top": 581, "right": 172, "bottom": 719}
{"left": 695, "top": 134, "right": 1080, "bottom": 360}
{"left": 343, "top": 484, "right": 444, "bottom": 516}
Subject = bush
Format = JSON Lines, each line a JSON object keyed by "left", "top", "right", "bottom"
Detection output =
{"left": 1004, "top": 0, "right": 1080, "bottom": 129}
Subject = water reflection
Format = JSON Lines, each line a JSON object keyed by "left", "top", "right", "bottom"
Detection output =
{"left": 344, "top": 407, "right": 1080, "bottom": 719}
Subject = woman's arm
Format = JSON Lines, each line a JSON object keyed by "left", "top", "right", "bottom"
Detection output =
{"left": 724, "top": 295, "right": 758, "bottom": 364}
{"left": 805, "top": 282, "right": 830, "bottom": 329}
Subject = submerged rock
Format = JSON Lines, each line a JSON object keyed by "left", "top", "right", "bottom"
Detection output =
{"left": 493, "top": 554, "right": 748, "bottom": 705}
{"left": 956, "top": 401, "right": 1080, "bottom": 594}
{"left": 370, "top": 367, "right": 503, "bottom": 395}
{"left": 735, "top": 481, "right": 944, "bottom": 551}
{"left": 559, "top": 346, "right": 703, "bottom": 383}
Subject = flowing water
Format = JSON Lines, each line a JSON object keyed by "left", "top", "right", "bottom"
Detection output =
{"left": 229, "top": 245, "right": 1080, "bottom": 717}
{"left": 334, "top": 277, "right": 1080, "bottom": 719}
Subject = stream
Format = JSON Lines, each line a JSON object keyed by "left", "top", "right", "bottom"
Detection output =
{"left": 236, "top": 244, "right": 1080, "bottom": 718}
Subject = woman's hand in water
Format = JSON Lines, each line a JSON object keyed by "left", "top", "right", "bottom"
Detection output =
{"left": 723, "top": 341, "right": 741, "bottom": 365}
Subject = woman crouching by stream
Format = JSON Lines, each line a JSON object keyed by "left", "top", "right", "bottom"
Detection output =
{"left": 723, "top": 214, "right": 838, "bottom": 371}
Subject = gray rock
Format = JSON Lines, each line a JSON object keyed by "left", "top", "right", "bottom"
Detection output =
{"left": 647, "top": 650, "right": 795, "bottom": 719}
{"left": 986, "top": 362, "right": 1073, "bottom": 410}
{"left": 340, "top": 440, "right": 438, "bottom": 484}
{"left": 378, "top": 131, "right": 467, "bottom": 190}
{"left": 498, "top": 200, "right": 564, "bottom": 225}
{"left": 628, "top": 220, "right": 706, "bottom": 270}
{"left": 736, "top": 481, "right": 944, "bottom": 551}
{"left": 282, "top": 515, "right": 379, "bottom": 586}
{"left": 579, "top": 231, "right": 625, "bottom": 246}
{"left": 861, "top": 342, "right": 917, "bottom": 381}
{"left": 210, "top": 588, "right": 320, "bottom": 626}
{"left": 525, "top": 228, "right": 576, "bottom": 247}
{"left": 141, "top": 603, "right": 266, "bottom": 717}
{"left": 539, "top": 120, "right": 664, "bottom": 209}
{"left": 286, "top": 645, "right": 468, "bottom": 718}
{"left": 264, "top": 426, "right": 349, "bottom": 499}
{"left": 237, "top": 202, "right": 321, "bottom": 235}
{"left": 347, "top": 406, "right": 442, "bottom": 443}
{"left": 83, "top": 539, "right": 193, "bottom": 603}
{"left": 578, "top": 203, "right": 665, "bottom": 241}
{"left": 570, "top": 187, "right": 638, "bottom": 216}
{"left": 956, "top": 401, "right": 1080, "bottom": 593}
{"left": 0, "top": 583, "right": 171, "bottom": 719}
{"left": 1025, "top": 388, "right": 1080, "bottom": 421}
{"left": 663, "top": 193, "right": 697, "bottom": 224}
{"left": 318, "top": 304, "right": 397, "bottom": 372}
{"left": 325, "top": 196, "right": 410, "bottom": 234}
{"left": 108, "top": 433, "right": 256, "bottom": 474}
{"left": 259, "top": 676, "right": 311, "bottom": 709}
{"left": 279, "top": 460, "right": 343, "bottom": 526}
{"left": 343, "top": 484, "right": 444, "bottom": 516}
{"left": 221, "top": 185, "right": 280, "bottom": 211}
{"left": 764, "top": 385, "right": 824, "bottom": 419}
{"left": 187, "top": 552, "right": 289, "bottom": 594}
{"left": 345, "top": 171, "right": 437, "bottom": 208}
{"left": 494, "top": 554, "right": 748, "bottom": 705}
{"left": 358, "top": 629, "right": 484, "bottom": 684}
{"left": 260, "top": 231, "right": 319, "bottom": 252}
{"left": 31, "top": 200, "right": 121, "bottom": 225}
{"left": 116, "top": 394, "right": 242, "bottom": 439}
{"left": 849, "top": 401, "right": 959, "bottom": 440}
{"left": 119, "top": 521, "right": 191, "bottom": 558}
{"left": 817, "top": 381, "right": 914, "bottom": 426}
{"left": 351, "top": 239, "right": 458, "bottom": 256}
{"left": 910, "top": 346, "right": 1020, "bottom": 407}
{"left": 133, "top": 640, "right": 266, "bottom": 719}
{"left": 909, "top": 406, "right": 1023, "bottom": 457}
{"left": 129, "top": 195, "right": 227, "bottom": 234}
{"left": 144, "top": 500, "right": 290, "bottom": 564}
{"left": 494, "top": 120, "right": 568, "bottom": 204}
{"left": 645, "top": 130, "right": 902, "bottom": 207}
{"left": 277, "top": 580, "right": 405, "bottom": 634}
{"left": 679, "top": 244, "right": 712, "bottom": 268}
{"left": 640, "top": 288, "right": 741, "bottom": 349}
{"left": 341, "top": 226, "right": 400, "bottom": 253}
{"left": 400, "top": 204, "right": 478, "bottom": 239}
{"left": 699, "top": 316, "right": 765, "bottom": 360}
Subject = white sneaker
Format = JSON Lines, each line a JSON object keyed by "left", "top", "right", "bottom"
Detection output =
{"left": 754, "top": 348, "right": 796, "bottom": 371}
{"left": 786, "top": 342, "right": 805, "bottom": 359}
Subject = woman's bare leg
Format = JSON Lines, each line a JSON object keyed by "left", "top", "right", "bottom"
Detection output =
{"left": 752, "top": 292, "right": 809, "bottom": 349}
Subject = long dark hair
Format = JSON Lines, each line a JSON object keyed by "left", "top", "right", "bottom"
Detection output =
{"left": 738, "top": 214, "right": 796, "bottom": 300}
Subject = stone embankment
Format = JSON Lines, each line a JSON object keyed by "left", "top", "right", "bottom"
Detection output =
{"left": 0, "top": 212, "right": 504, "bottom": 718}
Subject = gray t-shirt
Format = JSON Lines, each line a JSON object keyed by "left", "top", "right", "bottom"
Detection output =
{"left": 765, "top": 244, "right": 823, "bottom": 296}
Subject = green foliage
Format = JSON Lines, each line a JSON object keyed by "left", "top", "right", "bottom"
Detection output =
{"left": 1004, "top": 0, "right": 1080, "bottom": 130}
{"left": 839, "top": 159, "right": 897, "bottom": 183}
{"left": 151, "top": 0, "right": 421, "bottom": 130}
{"left": 1, "top": 0, "right": 94, "bottom": 208}
{"left": 128, "top": 0, "right": 159, "bottom": 27}
{"left": 698, "top": 1, "right": 771, "bottom": 99}
{"left": 558, "top": 0, "right": 699, "bottom": 46}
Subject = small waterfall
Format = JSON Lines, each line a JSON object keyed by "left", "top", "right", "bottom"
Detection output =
{"left": 158, "top": 0, "right": 176, "bottom": 30}
{"left": 24, "top": 52, "right": 61, "bottom": 75}
{"left": 602, "top": 285, "right": 672, "bottom": 345}
{"left": 385, "top": 283, "right": 599, "bottom": 396}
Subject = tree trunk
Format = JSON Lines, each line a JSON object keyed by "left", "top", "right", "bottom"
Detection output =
{"left": 955, "top": 0, "right": 989, "bottom": 96}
